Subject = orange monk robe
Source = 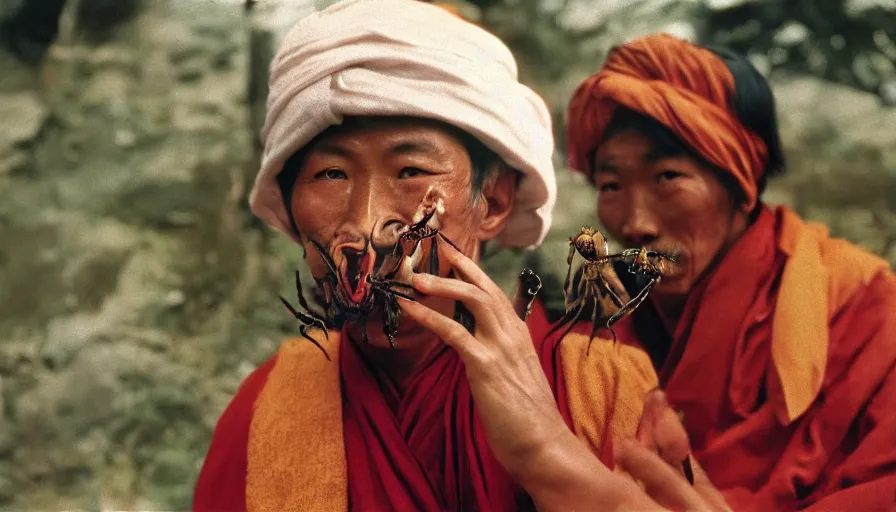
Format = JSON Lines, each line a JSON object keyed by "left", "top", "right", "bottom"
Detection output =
{"left": 610, "top": 205, "right": 896, "bottom": 511}
{"left": 192, "top": 299, "right": 658, "bottom": 511}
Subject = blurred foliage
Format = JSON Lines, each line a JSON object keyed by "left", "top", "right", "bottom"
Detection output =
{"left": 702, "top": 0, "right": 896, "bottom": 98}
{"left": 0, "top": 0, "right": 894, "bottom": 509}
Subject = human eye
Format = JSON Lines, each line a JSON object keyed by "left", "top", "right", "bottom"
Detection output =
{"left": 597, "top": 181, "right": 621, "bottom": 193}
{"left": 398, "top": 167, "right": 433, "bottom": 179}
{"left": 314, "top": 168, "right": 348, "bottom": 180}
{"left": 657, "top": 170, "right": 685, "bottom": 182}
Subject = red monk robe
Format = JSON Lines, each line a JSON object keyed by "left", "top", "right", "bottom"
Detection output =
{"left": 193, "top": 297, "right": 656, "bottom": 511}
{"left": 608, "top": 205, "right": 896, "bottom": 511}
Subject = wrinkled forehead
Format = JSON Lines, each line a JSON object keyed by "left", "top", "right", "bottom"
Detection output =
{"left": 303, "top": 116, "right": 472, "bottom": 161}
{"left": 591, "top": 109, "right": 702, "bottom": 172}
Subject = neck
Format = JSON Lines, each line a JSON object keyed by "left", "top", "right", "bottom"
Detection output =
{"left": 652, "top": 293, "right": 686, "bottom": 332}
{"left": 348, "top": 328, "right": 442, "bottom": 393}
{"left": 652, "top": 204, "right": 758, "bottom": 333}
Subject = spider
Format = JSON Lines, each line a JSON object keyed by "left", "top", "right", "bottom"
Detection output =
{"left": 280, "top": 192, "right": 462, "bottom": 357}
{"left": 546, "top": 226, "right": 677, "bottom": 351}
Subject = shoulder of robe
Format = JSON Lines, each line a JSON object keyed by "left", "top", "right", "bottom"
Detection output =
{"left": 230, "top": 353, "right": 280, "bottom": 416}
{"left": 781, "top": 207, "right": 893, "bottom": 316}
{"left": 558, "top": 331, "right": 658, "bottom": 384}
{"left": 558, "top": 331, "right": 659, "bottom": 456}
{"left": 818, "top": 235, "right": 894, "bottom": 316}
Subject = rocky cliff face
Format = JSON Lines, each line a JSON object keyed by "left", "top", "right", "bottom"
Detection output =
{"left": 1, "top": 0, "right": 894, "bottom": 509}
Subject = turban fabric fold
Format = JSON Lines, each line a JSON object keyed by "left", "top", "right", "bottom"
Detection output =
{"left": 566, "top": 34, "right": 768, "bottom": 210}
{"left": 249, "top": 0, "right": 557, "bottom": 249}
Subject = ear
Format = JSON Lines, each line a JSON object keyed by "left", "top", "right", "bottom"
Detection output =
{"left": 475, "top": 169, "right": 517, "bottom": 241}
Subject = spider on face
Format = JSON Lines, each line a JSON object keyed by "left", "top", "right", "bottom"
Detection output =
{"left": 546, "top": 226, "right": 678, "bottom": 352}
{"left": 280, "top": 188, "right": 463, "bottom": 358}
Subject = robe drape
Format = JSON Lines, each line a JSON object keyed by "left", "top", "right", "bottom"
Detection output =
{"left": 193, "top": 298, "right": 657, "bottom": 511}
{"left": 610, "top": 205, "right": 896, "bottom": 511}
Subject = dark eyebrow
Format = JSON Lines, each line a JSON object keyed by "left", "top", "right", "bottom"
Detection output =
{"left": 645, "top": 149, "right": 672, "bottom": 163}
{"left": 390, "top": 140, "right": 443, "bottom": 157}
{"left": 313, "top": 140, "right": 353, "bottom": 157}
{"left": 311, "top": 139, "right": 445, "bottom": 158}
{"left": 593, "top": 159, "right": 618, "bottom": 174}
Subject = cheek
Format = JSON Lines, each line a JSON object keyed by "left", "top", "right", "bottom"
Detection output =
{"left": 671, "top": 186, "right": 736, "bottom": 264}
{"left": 437, "top": 194, "right": 481, "bottom": 250}
{"left": 291, "top": 184, "right": 348, "bottom": 239}
{"left": 596, "top": 197, "right": 624, "bottom": 235}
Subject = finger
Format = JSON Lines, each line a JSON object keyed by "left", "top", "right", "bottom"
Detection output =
{"left": 687, "top": 454, "right": 731, "bottom": 510}
{"left": 439, "top": 241, "right": 507, "bottom": 301}
{"left": 650, "top": 391, "right": 691, "bottom": 467}
{"left": 614, "top": 440, "right": 708, "bottom": 511}
{"left": 398, "top": 297, "right": 484, "bottom": 359}
{"left": 410, "top": 273, "right": 497, "bottom": 324}
{"left": 635, "top": 389, "right": 662, "bottom": 451}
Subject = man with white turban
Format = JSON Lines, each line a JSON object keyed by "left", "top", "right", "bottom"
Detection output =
{"left": 192, "top": 1, "right": 673, "bottom": 510}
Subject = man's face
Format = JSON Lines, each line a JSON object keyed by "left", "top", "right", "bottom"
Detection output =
{"left": 592, "top": 131, "right": 749, "bottom": 299}
{"left": 288, "top": 117, "right": 510, "bottom": 349}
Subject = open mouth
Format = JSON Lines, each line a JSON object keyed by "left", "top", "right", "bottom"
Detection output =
{"left": 340, "top": 250, "right": 375, "bottom": 304}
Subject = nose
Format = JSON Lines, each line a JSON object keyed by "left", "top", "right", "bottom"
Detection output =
{"left": 620, "top": 192, "right": 660, "bottom": 247}
{"left": 332, "top": 177, "right": 404, "bottom": 250}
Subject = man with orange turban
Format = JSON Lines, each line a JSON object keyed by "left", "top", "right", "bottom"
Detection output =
{"left": 564, "top": 33, "right": 896, "bottom": 511}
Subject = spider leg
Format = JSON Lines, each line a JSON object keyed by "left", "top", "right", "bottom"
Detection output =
{"left": 437, "top": 232, "right": 462, "bottom": 252}
{"left": 410, "top": 209, "right": 436, "bottom": 231}
{"left": 645, "top": 250, "right": 678, "bottom": 264}
{"left": 382, "top": 292, "right": 401, "bottom": 349}
{"left": 375, "top": 249, "right": 403, "bottom": 280}
{"left": 293, "top": 270, "right": 329, "bottom": 335}
{"left": 309, "top": 239, "right": 339, "bottom": 276}
{"left": 377, "top": 280, "right": 416, "bottom": 291}
{"left": 594, "top": 251, "right": 635, "bottom": 265}
{"left": 606, "top": 278, "right": 658, "bottom": 329}
{"left": 588, "top": 292, "right": 602, "bottom": 340}
{"left": 557, "top": 300, "right": 589, "bottom": 344}
{"left": 563, "top": 243, "right": 577, "bottom": 300}
{"left": 597, "top": 275, "right": 627, "bottom": 309}
{"left": 386, "top": 288, "right": 417, "bottom": 302}
{"left": 545, "top": 297, "right": 585, "bottom": 340}
{"left": 280, "top": 295, "right": 328, "bottom": 334}
{"left": 429, "top": 235, "right": 439, "bottom": 275}
{"left": 298, "top": 324, "right": 331, "bottom": 361}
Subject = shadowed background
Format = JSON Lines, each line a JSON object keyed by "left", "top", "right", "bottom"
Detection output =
{"left": 0, "top": 0, "right": 894, "bottom": 508}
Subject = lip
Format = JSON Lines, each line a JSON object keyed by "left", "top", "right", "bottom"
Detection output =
{"left": 339, "top": 251, "right": 375, "bottom": 304}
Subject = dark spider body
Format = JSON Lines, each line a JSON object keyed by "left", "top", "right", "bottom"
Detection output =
{"left": 513, "top": 268, "right": 543, "bottom": 320}
{"left": 546, "top": 226, "right": 677, "bottom": 352}
{"left": 280, "top": 207, "right": 462, "bottom": 358}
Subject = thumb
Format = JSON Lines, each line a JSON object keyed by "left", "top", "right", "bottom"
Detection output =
{"left": 686, "top": 453, "right": 731, "bottom": 510}
{"left": 638, "top": 389, "right": 691, "bottom": 468}
{"left": 613, "top": 439, "right": 706, "bottom": 511}
{"left": 650, "top": 390, "right": 691, "bottom": 467}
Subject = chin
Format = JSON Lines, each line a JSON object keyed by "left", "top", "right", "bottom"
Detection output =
{"left": 654, "top": 277, "right": 692, "bottom": 297}
{"left": 352, "top": 317, "right": 430, "bottom": 351}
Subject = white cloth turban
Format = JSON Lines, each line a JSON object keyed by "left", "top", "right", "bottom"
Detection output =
{"left": 248, "top": 0, "right": 557, "bottom": 249}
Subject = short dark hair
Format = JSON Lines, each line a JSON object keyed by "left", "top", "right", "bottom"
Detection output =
{"left": 596, "top": 46, "right": 785, "bottom": 210}
{"left": 276, "top": 116, "right": 507, "bottom": 228}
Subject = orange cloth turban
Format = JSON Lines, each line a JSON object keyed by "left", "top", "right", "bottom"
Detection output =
{"left": 566, "top": 34, "right": 769, "bottom": 210}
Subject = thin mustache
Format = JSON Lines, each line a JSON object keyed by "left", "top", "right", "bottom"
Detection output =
{"left": 619, "top": 241, "right": 685, "bottom": 266}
